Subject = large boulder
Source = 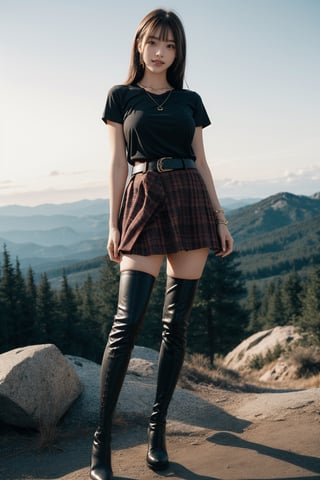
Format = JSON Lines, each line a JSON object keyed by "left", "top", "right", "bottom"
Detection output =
{"left": 64, "top": 345, "right": 159, "bottom": 427}
{"left": 0, "top": 344, "right": 82, "bottom": 429}
{"left": 223, "top": 325, "right": 301, "bottom": 371}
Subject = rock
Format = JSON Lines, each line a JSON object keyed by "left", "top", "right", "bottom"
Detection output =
{"left": 223, "top": 325, "right": 300, "bottom": 371}
{"left": 64, "top": 345, "right": 158, "bottom": 427}
{"left": 258, "top": 361, "right": 298, "bottom": 382}
{"left": 234, "top": 388, "right": 320, "bottom": 421}
{"left": 0, "top": 344, "right": 82, "bottom": 429}
{"left": 64, "top": 345, "right": 236, "bottom": 434}
{"left": 64, "top": 355, "right": 100, "bottom": 427}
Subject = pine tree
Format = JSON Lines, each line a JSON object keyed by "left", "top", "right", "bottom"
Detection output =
{"left": 0, "top": 246, "right": 15, "bottom": 352}
{"left": 96, "top": 256, "right": 120, "bottom": 342}
{"left": 264, "top": 278, "right": 286, "bottom": 327}
{"left": 13, "top": 259, "right": 31, "bottom": 347}
{"left": 246, "top": 283, "right": 263, "bottom": 334}
{"left": 36, "top": 273, "right": 60, "bottom": 346}
{"left": 282, "top": 271, "right": 303, "bottom": 324}
{"left": 298, "top": 267, "right": 320, "bottom": 344}
{"left": 256, "top": 280, "right": 276, "bottom": 330}
{"left": 25, "top": 266, "right": 39, "bottom": 343}
{"left": 58, "top": 272, "right": 80, "bottom": 354}
{"left": 78, "top": 274, "right": 104, "bottom": 361}
{"left": 190, "top": 252, "right": 248, "bottom": 365}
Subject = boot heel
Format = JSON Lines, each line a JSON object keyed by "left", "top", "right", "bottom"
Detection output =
{"left": 90, "top": 435, "right": 113, "bottom": 480}
{"left": 146, "top": 423, "right": 169, "bottom": 471}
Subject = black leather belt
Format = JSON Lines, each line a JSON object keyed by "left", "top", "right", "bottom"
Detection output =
{"left": 132, "top": 158, "right": 196, "bottom": 175}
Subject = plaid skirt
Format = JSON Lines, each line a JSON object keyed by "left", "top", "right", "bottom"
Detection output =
{"left": 118, "top": 168, "right": 221, "bottom": 256}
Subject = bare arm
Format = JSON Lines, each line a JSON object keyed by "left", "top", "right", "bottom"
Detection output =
{"left": 192, "top": 126, "right": 233, "bottom": 256}
{"left": 106, "top": 121, "right": 128, "bottom": 262}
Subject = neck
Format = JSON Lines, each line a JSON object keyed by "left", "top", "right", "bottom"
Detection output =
{"left": 140, "top": 72, "right": 171, "bottom": 90}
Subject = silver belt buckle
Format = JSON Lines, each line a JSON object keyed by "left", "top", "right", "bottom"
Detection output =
{"left": 156, "top": 157, "right": 174, "bottom": 173}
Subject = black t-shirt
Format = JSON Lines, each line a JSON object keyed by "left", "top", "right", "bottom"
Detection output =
{"left": 102, "top": 84, "right": 211, "bottom": 165}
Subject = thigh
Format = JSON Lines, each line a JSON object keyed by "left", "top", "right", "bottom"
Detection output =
{"left": 166, "top": 248, "right": 209, "bottom": 280}
{"left": 120, "top": 254, "right": 164, "bottom": 278}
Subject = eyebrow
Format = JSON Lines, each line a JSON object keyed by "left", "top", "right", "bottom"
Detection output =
{"left": 148, "top": 35, "right": 176, "bottom": 43}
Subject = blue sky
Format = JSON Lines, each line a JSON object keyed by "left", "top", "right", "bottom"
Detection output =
{"left": 1, "top": 0, "right": 319, "bottom": 206}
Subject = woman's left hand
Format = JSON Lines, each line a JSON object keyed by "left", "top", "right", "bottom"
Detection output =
{"left": 215, "top": 224, "right": 234, "bottom": 257}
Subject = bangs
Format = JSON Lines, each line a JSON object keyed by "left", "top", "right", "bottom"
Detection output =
{"left": 141, "top": 18, "right": 176, "bottom": 43}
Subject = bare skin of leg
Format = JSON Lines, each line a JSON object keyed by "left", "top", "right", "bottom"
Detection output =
{"left": 120, "top": 248, "right": 209, "bottom": 280}
{"left": 166, "top": 248, "right": 209, "bottom": 279}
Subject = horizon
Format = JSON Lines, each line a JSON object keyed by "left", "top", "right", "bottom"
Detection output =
{"left": 2, "top": 0, "right": 320, "bottom": 206}
{"left": 0, "top": 189, "right": 319, "bottom": 210}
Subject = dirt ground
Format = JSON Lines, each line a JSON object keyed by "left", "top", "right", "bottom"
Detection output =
{"left": 1, "top": 386, "right": 320, "bottom": 480}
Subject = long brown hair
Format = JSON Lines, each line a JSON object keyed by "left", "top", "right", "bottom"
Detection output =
{"left": 125, "top": 9, "right": 186, "bottom": 89}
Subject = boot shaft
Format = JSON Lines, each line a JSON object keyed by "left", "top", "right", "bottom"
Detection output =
{"left": 161, "top": 276, "right": 199, "bottom": 350}
{"left": 99, "top": 270, "right": 155, "bottom": 425}
{"left": 150, "top": 277, "right": 199, "bottom": 424}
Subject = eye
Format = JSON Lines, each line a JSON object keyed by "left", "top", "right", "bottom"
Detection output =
{"left": 167, "top": 43, "right": 176, "bottom": 49}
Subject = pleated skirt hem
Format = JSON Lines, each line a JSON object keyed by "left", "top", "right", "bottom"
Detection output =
{"left": 118, "top": 169, "right": 221, "bottom": 256}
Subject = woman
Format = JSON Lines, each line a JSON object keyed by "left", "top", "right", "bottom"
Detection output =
{"left": 90, "top": 8, "right": 233, "bottom": 480}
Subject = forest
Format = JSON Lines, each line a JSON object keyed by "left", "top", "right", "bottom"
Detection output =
{"left": 0, "top": 245, "right": 319, "bottom": 365}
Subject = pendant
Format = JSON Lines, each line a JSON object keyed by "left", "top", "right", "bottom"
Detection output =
{"left": 157, "top": 106, "right": 164, "bottom": 111}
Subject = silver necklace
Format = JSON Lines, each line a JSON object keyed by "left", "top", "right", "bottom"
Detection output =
{"left": 139, "top": 83, "right": 172, "bottom": 92}
{"left": 143, "top": 88, "right": 173, "bottom": 111}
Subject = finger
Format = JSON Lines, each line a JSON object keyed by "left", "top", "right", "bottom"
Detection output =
{"left": 223, "top": 241, "right": 233, "bottom": 257}
{"left": 215, "top": 245, "right": 226, "bottom": 257}
{"left": 107, "top": 242, "right": 115, "bottom": 260}
{"left": 220, "top": 239, "right": 227, "bottom": 255}
{"left": 108, "top": 240, "right": 121, "bottom": 263}
{"left": 216, "top": 238, "right": 233, "bottom": 257}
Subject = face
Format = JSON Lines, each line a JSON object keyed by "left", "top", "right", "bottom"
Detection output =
{"left": 138, "top": 28, "right": 176, "bottom": 75}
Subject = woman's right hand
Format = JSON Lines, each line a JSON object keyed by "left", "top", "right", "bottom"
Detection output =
{"left": 107, "top": 227, "right": 121, "bottom": 263}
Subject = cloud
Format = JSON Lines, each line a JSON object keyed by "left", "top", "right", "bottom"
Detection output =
{"left": 0, "top": 180, "right": 13, "bottom": 190}
{"left": 217, "top": 165, "right": 320, "bottom": 198}
{"left": 0, "top": 180, "right": 13, "bottom": 185}
{"left": 0, "top": 180, "right": 25, "bottom": 191}
{"left": 0, "top": 182, "right": 109, "bottom": 207}
{"left": 48, "top": 170, "right": 90, "bottom": 177}
{"left": 282, "top": 165, "right": 320, "bottom": 183}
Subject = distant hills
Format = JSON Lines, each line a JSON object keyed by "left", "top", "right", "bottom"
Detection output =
{"left": 229, "top": 191, "right": 320, "bottom": 284}
{"left": 0, "top": 198, "right": 109, "bottom": 217}
{"left": 229, "top": 192, "right": 320, "bottom": 242}
{"left": 0, "top": 193, "right": 319, "bottom": 287}
{"left": 0, "top": 199, "right": 110, "bottom": 277}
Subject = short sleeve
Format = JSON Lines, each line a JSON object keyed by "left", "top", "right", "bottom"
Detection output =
{"left": 193, "top": 92, "right": 211, "bottom": 128}
{"left": 102, "top": 85, "right": 124, "bottom": 125}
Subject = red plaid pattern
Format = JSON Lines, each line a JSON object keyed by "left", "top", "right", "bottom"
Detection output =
{"left": 118, "top": 168, "right": 221, "bottom": 255}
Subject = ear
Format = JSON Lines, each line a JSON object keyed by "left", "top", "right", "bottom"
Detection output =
{"left": 137, "top": 39, "right": 143, "bottom": 54}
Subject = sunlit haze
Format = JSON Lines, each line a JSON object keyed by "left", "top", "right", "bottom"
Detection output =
{"left": 1, "top": 0, "right": 319, "bottom": 206}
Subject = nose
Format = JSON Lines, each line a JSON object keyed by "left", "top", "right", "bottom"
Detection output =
{"left": 155, "top": 45, "right": 164, "bottom": 57}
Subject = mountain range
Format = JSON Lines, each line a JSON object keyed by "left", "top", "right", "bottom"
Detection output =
{"left": 0, "top": 193, "right": 319, "bottom": 287}
{"left": 229, "top": 191, "right": 320, "bottom": 285}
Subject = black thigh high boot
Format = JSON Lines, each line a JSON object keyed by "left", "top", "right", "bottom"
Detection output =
{"left": 147, "top": 276, "right": 198, "bottom": 471}
{"left": 90, "top": 270, "right": 155, "bottom": 480}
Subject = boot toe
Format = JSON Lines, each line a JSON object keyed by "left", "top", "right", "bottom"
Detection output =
{"left": 147, "top": 449, "right": 169, "bottom": 471}
{"left": 90, "top": 466, "right": 113, "bottom": 480}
